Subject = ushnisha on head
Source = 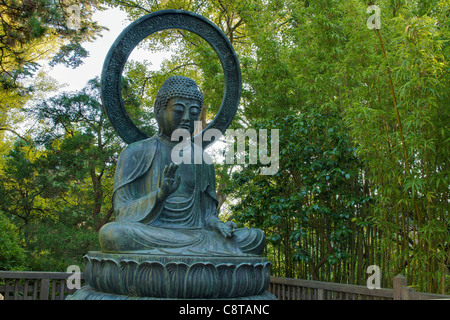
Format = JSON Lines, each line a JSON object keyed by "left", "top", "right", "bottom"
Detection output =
{"left": 154, "top": 76, "right": 204, "bottom": 138}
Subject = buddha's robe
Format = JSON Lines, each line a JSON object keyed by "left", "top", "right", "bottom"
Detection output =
{"left": 99, "top": 136, "right": 265, "bottom": 256}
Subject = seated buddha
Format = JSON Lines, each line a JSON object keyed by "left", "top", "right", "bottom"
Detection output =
{"left": 99, "top": 76, "right": 265, "bottom": 256}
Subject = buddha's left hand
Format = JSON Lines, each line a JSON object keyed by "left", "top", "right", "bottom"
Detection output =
{"left": 216, "top": 221, "right": 237, "bottom": 238}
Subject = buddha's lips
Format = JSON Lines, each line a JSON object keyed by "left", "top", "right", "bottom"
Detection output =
{"left": 179, "top": 124, "right": 190, "bottom": 130}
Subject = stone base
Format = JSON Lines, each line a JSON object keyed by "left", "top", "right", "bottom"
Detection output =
{"left": 70, "top": 251, "right": 274, "bottom": 300}
{"left": 67, "top": 286, "right": 276, "bottom": 300}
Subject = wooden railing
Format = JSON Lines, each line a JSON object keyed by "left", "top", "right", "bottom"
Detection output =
{"left": 269, "top": 276, "right": 393, "bottom": 300}
{"left": 0, "top": 271, "right": 84, "bottom": 300}
{"left": 1, "top": 271, "right": 448, "bottom": 300}
{"left": 269, "top": 275, "right": 450, "bottom": 300}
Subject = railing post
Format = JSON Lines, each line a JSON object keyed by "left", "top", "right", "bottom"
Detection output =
{"left": 39, "top": 279, "right": 50, "bottom": 300}
{"left": 393, "top": 274, "right": 409, "bottom": 300}
{"left": 317, "top": 289, "right": 324, "bottom": 300}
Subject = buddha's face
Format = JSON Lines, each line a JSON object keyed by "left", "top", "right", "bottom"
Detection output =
{"left": 156, "top": 97, "right": 202, "bottom": 138}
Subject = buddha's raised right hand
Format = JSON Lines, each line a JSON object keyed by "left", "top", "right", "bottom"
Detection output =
{"left": 157, "top": 163, "right": 181, "bottom": 201}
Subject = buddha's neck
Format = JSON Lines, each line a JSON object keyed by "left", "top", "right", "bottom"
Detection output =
{"left": 157, "top": 133, "right": 180, "bottom": 146}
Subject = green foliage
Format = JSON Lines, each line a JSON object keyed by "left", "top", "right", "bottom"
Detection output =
{"left": 0, "top": 212, "right": 26, "bottom": 270}
{"left": 49, "top": 42, "right": 90, "bottom": 69}
{"left": 229, "top": 111, "right": 370, "bottom": 280}
{"left": 25, "top": 220, "right": 99, "bottom": 272}
{"left": 0, "top": 0, "right": 106, "bottom": 162}
{"left": 0, "top": 0, "right": 105, "bottom": 73}
{"left": 0, "top": 140, "right": 59, "bottom": 228}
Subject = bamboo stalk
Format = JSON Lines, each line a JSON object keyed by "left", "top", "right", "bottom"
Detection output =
{"left": 374, "top": 29, "right": 427, "bottom": 288}
{"left": 375, "top": 29, "right": 410, "bottom": 174}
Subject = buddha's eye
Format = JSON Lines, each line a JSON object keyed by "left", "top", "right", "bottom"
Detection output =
{"left": 190, "top": 106, "right": 200, "bottom": 116}
{"left": 173, "top": 105, "right": 185, "bottom": 114}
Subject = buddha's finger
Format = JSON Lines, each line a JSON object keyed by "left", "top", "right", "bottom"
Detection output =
{"left": 224, "top": 226, "right": 233, "bottom": 238}
{"left": 166, "top": 164, "right": 174, "bottom": 177}
{"left": 168, "top": 163, "right": 178, "bottom": 176}
{"left": 218, "top": 227, "right": 228, "bottom": 238}
{"left": 172, "top": 175, "right": 181, "bottom": 192}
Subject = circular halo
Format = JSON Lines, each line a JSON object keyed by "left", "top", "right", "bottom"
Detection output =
{"left": 101, "top": 9, "right": 241, "bottom": 148}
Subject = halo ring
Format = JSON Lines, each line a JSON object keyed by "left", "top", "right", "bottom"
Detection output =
{"left": 101, "top": 9, "right": 241, "bottom": 148}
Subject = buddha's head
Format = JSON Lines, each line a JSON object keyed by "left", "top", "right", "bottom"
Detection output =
{"left": 154, "top": 76, "right": 203, "bottom": 138}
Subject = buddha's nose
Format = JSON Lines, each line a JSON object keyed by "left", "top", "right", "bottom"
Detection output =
{"left": 182, "top": 110, "right": 190, "bottom": 122}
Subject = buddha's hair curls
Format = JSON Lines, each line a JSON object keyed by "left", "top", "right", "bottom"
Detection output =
{"left": 154, "top": 76, "right": 203, "bottom": 112}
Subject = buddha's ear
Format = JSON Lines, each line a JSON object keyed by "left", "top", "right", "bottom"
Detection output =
{"left": 154, "top": 107, "right": 163, "bottom": 132}
{"left": 154, "top": 106, "right": 163, "bottom": 124}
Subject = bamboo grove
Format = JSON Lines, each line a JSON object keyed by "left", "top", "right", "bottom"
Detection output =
{"left": 0, "top": 0, "right": 448, "bottom": 294}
